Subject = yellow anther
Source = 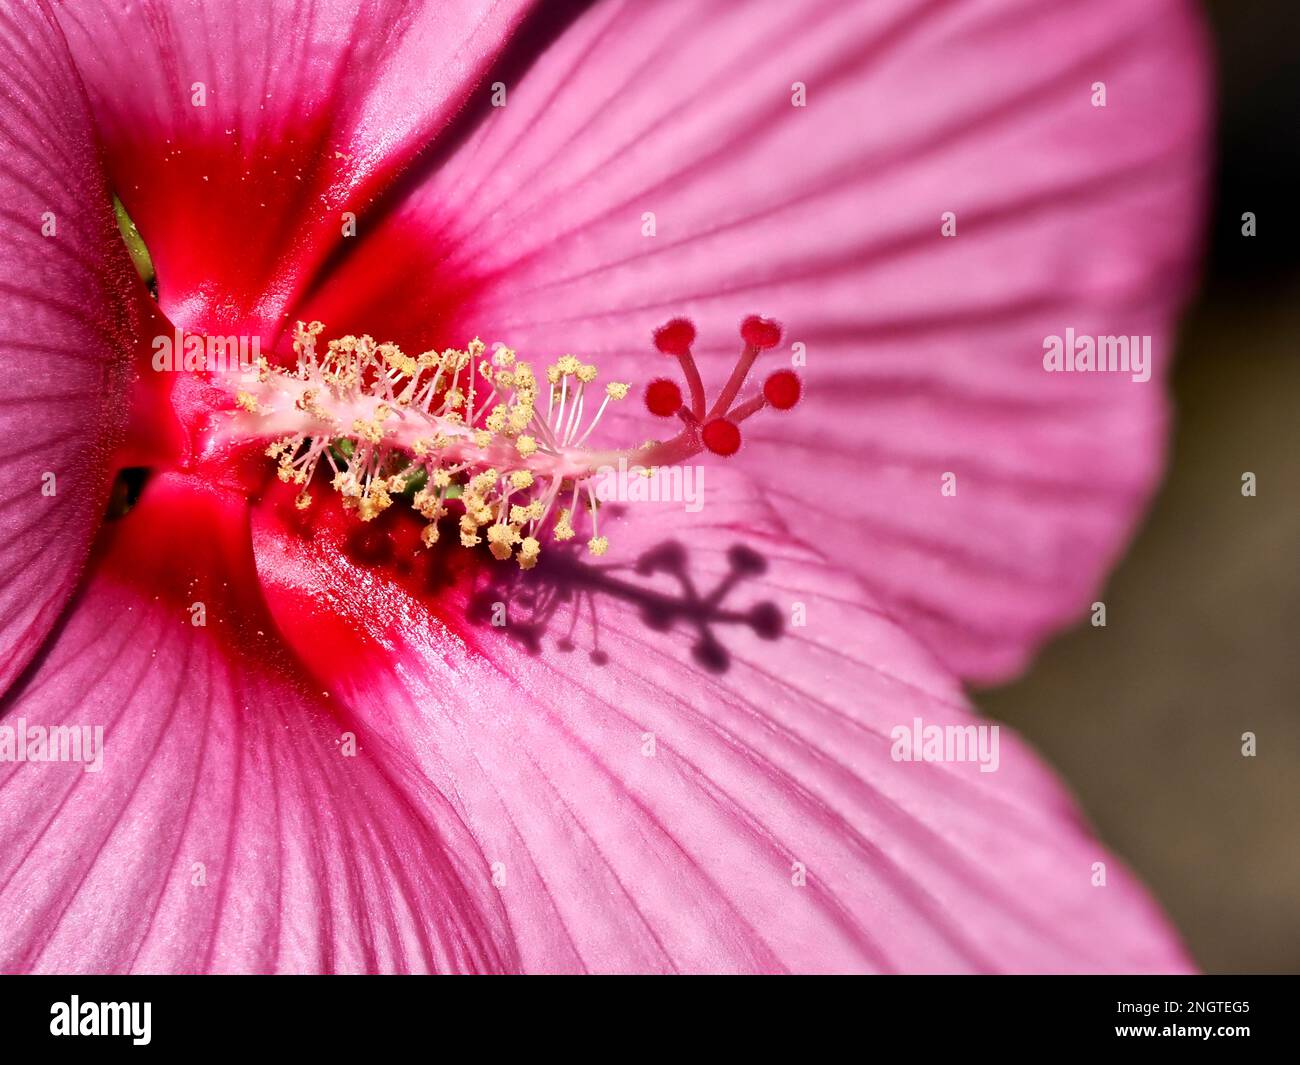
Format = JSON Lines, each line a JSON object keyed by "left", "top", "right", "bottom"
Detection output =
{"left": 357, "top": 485, "right": 392, "bottom": 521}
{"left": 385, "top": 348, "right": 417, "bottom": 374}
{"left": 352, "top": 416, "right": 386, "bottom": 444}
{"left": 554, "top": 509, "right": 575, "bottom": 541}
{"left": 412, "top": 487, "right": 445, "bottom": 520}
{"left": 517, "top": 536, "right": 541, "bottom": 570}
{"left": 291, "top": 320, "right": 324, "bottom": 354}
{"left": 507, "top": 407, "right": 533, "bottom": 434}
{"left": 487, "top": 523, "right": 520, "bottom": 547}
{"left": 605, "top": 382, "right": 629, "bottom": 400}
{"left": 486, "top": 519, "right": 520, "bottom": 561}
{"left": 295, "top": 389, "right": 331, "bottom": 419}
{"left": 587, "top": 535, "right": 609, "bottom": 557}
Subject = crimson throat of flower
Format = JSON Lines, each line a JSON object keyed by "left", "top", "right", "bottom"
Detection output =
{"left": 222, "top": 316, "right": 801, "bottom": 568}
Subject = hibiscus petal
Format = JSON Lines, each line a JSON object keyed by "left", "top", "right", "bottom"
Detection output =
{"left": 0, "top": 3, "right": 145, "bottom": 691}
{"left": 251, "top": 474, "right": 1193, "bottom": 973}
{"left": 0, "top": 474, "right": 514, "bottom": 973}
{"left": 296, "top": 0, "right": 1209, "bottom": 682}
{"left": 52, "top": 0, "right": 536, "bottom": 337}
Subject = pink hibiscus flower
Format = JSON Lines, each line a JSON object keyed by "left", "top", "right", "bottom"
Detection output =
{"left": 0, "top": 0, "right": 1208, "bottom": 973}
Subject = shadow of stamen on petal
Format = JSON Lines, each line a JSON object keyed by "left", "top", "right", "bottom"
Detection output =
{"left": 466, "top": 537, "right": 784, "bottom": 673}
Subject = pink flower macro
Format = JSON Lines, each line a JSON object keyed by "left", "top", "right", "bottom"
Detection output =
{"left": 0, "top": 0, "right": 1209, "bottom": 973}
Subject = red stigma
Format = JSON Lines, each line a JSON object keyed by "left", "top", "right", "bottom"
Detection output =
{"left": 702, "top": 417, "right": 741, "bottom": 456}
{"left": 763, "top": 370, "right": 801, "bottom": 410}
{"left": 653, "top": 318, "right": 696, "bottom": 356}
{"left": 646, "top": 314, "right": 784, "bottom": 433}
{"left": 740, "top": 315, "right": 782, "bottom": 350}
{"left": 645, "top": 378, "right": 683, "bottom": 417}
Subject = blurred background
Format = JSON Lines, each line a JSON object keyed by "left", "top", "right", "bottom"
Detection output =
{"left": 979, "top": 0, "right": 1299, "bottom": 974}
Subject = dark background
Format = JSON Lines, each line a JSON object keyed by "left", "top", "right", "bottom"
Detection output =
{"left": 980, "top": 0, "right": 1299, "bottom": 973}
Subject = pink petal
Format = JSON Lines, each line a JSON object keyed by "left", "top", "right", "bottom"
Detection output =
{"left": 296, "top": 0, "right": 1210, "bottom": 682}
{"left": 52, "top": 0, "right": 533, "bottom": 338}
{"left": 0, "top": 474, "right": 513, "bottom": 973}
{"left": 251, "top": 474, "right": 1194, "bottom": 973}
{"left": 0, "top": 4, "right": 147, "bottom": 691}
